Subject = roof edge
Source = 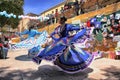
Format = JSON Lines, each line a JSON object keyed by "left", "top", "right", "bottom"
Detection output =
{"left": 40, "top": 1, "right": 66, "bottom": 15}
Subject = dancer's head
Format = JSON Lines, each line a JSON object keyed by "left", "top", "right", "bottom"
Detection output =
{"left": 59, "top": 16, "right": 67, "bottom": 25}
{"left": 29, "top": 26, "right": 34, "bottom": 31}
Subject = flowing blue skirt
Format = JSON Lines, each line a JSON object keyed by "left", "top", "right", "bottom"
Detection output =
{"left": 12, "top": 31, "right": 48, "bottom": 50}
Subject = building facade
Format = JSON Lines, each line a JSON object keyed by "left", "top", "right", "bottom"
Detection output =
{"left": 40, "top": 0, "right": 78, "bottom": 17}
{"left": 40, "top": 2, "right": 65, "bottom": 17}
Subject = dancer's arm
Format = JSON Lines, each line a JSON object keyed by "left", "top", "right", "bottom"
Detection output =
{"left": 50, "top": 27, "right": 59, "bottom": 41}
{"left": 50, "top": 28, "right": 58, "bottom": 36}
{"left": 68, "top": 24, "right": 80, "bottom": 31}
{"left": 41, "top": 27, "right": 58, "bottom": 48}
{"left": 20, "top": 30, "right": 29, "bottom": 35}
{"left": 35, "top": 30, "right": 42, "bottom": 35}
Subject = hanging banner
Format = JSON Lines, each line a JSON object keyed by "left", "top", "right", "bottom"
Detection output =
{"left": 0, "top": 11, "right": 49, "bottom": 21}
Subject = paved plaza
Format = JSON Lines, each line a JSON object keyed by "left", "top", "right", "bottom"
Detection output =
{"left": 0, "top": 50, "right": 120, "bottom": 80}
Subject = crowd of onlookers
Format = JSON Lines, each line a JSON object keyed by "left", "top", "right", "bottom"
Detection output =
{"left": 43, "top": 0, "right": 84, "bottom": 26}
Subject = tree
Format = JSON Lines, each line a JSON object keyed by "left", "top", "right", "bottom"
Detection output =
{"left": 0, "top": 0, "right": 24, "bottom": 29}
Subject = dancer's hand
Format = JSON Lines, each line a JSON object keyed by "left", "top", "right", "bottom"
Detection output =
{"left": 15, "top": 32, "right": 20, "bottom": 36}
{"left": 47, "top": 35, "right": 51, "bottom": 38}
{"left": 41, "top": 43, "right": 47, "bottom": 48}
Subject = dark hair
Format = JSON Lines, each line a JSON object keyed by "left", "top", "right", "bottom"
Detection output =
{"left": 90, "top": 23, "right": 95, "bottom": 27}
{"left": 104, "top": 25, "right": 107, "bottom": 27}
{"left": 0, "top": 38, "right": 3, "bottom": 43}
{"left": 29, "top": 26, "right": 34, "bottom": 31}
{"left": 60, "top": 16, "right": 67, "bottom": 22}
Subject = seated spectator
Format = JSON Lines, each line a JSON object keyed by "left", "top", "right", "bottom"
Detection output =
{"left": 4, "top": 36, "right": 9, "bottom": 46}
{"left": 0, "top": 37, "right": 9, "bottom": 59}
{"left": 67, "top": 2, "right": 72, "bottom": 9}
{"left": 110, "top": 18, "right": 120, "bottom": 35}
{"left": 64, "top": 2, "right": 69, "bottom": 11}
{"left": 73, "top": 0, "right": 80, "bottom": 16}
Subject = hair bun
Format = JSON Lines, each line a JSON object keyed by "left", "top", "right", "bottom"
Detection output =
{"left": 60, "top": 16, "right": 67, "bottom": 21}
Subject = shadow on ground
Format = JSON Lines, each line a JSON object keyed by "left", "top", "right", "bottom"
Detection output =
{"left": 100, "top": 66, "right": 120, "bottom": 80}
{"left": 0, "top": 65, "right": 93, "bottom": 80}
{"left": 0, "top": 57, "right": 10, "bottom": 60}
{"left": 0, "top": 64, "right": 120, "bottom": 80}
{"left": 29, "top": 65, "right": 93, "bottom": 80}
{"left": 15, "top": 54, "right": 32, "bottom": 61}
{"left": 89, "top": 66, "right": 120, "bottom": 80}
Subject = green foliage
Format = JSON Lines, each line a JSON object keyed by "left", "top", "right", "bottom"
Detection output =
{"left": 0, "top": 0, "right": 24, "bottom": 29}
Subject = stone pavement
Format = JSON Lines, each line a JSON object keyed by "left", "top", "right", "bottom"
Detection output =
{"left": 0, "top": 49, "right": 120, "bottom": 80}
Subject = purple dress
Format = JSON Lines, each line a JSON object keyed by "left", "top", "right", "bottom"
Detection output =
{"left": 33, "top": 24, "right": 94, "bottom": 73}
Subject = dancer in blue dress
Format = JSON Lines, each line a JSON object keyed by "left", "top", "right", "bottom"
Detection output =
{"left": 33, "top": 16, "right": 94, "bottom": 73}
{"left": 12, "top": 26, "right": 48, "bottom": 50}
{"left": 20, "top": 26, "right": 42, "bottom": 39}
